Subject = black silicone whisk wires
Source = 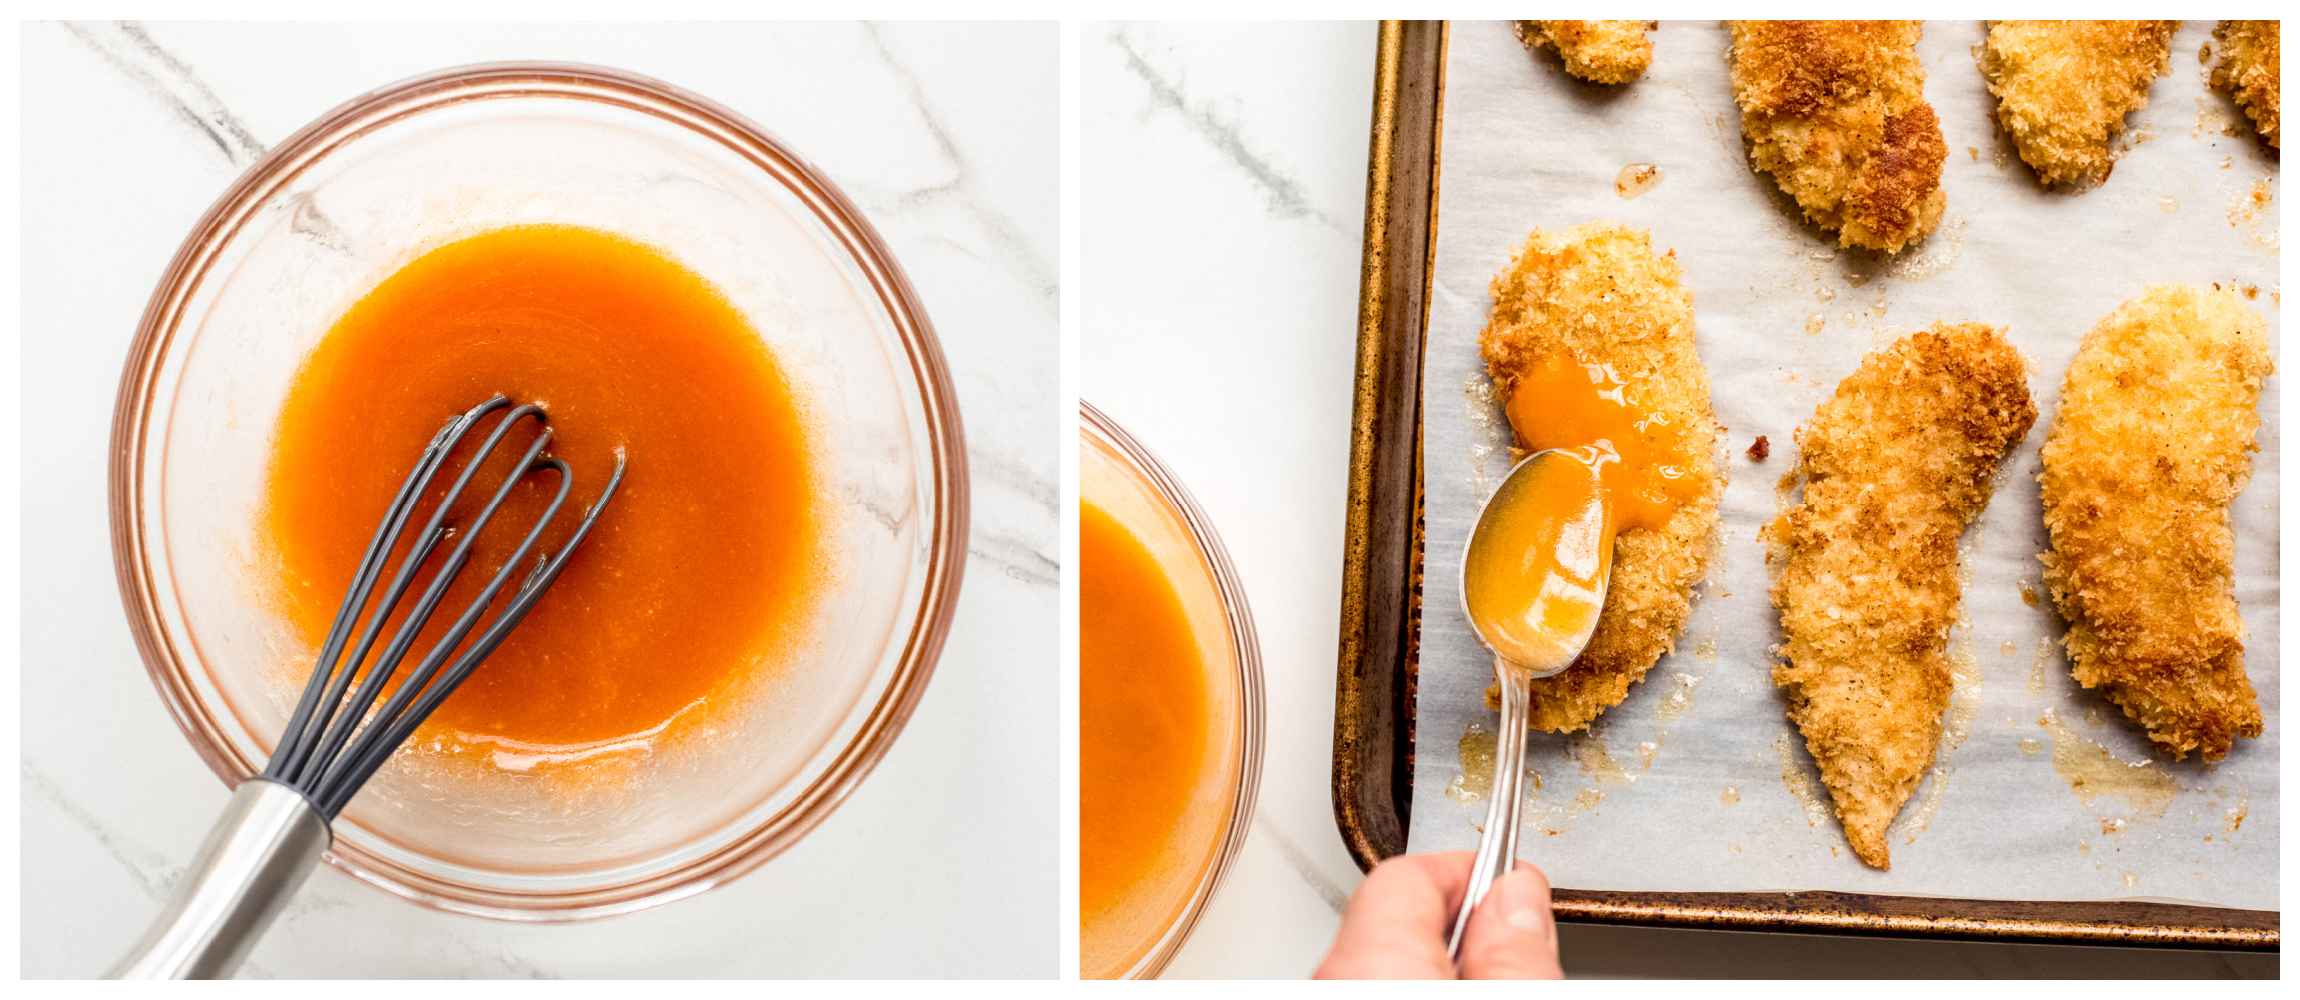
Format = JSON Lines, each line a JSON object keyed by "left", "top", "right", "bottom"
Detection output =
{"left": 110, "top": 395, "right": 625, "bottom": 979}
{"left": 264, "top": 395, "right": 621, "bottom": 818}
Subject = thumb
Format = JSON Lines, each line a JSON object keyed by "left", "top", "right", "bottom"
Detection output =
{"left": 1456, "top": 864, "right": 1563, "bottom": 980}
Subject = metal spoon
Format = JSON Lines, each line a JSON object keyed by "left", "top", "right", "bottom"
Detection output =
{"left": 1447, "top": 448, "right": 1615, "bottom": 959}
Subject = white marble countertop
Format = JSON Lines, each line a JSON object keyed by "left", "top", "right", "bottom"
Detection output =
{"left": 1080, "top": 20, "right": 2276, "bottom": 980}
{"left": 21, "top": 20, "right": 1055, "bottom": 978}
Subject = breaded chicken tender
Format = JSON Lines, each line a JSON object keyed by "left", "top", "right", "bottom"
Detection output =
{"left": 1519, "top": 20, "right": 1654, "bottom": 85}
{"left": 2213, "top": 20, "right": 2280, "bottom": 149}
{"left": 1767, "top": 324, "right": 2035, "bottom": 869}
{"left": 1478, "top": 222, "right": 1722, "bottom": 733}
{"left": 1727, "top": 20, "right": 1948, "bottom": 254}
{"left": 1981, "top": 20, "right": 2179, "bottom": 187}
{"left": 2040, "top": 285, "right": 2271, "bottom": 762}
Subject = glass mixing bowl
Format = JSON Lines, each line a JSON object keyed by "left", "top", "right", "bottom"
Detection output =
{"left": 1079, "top": 401, "right": 1264, "bottom": 979}
{"left": 108, "top": 63, "right": 967, "bottom": 920}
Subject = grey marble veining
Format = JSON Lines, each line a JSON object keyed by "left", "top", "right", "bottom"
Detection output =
{"left": 1104, "top": 23, "right": 1348, "bottom": 233}
{"left": 22, "top": 758, "right": 183, "bottom": 904}
{"left": 59, "top": 20, "right": 267, "bottom": 166}
{"left": 865, "top": 23, "right": 1059, "bottom": 306}
{"left": 842, "top": 23, "right": 1060, "bottom": 594}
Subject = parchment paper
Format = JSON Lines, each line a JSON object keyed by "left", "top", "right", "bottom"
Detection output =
{"left": 1408, "top": 21, "right": 2278, "bottom": 911}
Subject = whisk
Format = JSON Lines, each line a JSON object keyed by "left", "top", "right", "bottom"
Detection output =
{"left": 109, "top": 395, "right": 625, "bottom": 979}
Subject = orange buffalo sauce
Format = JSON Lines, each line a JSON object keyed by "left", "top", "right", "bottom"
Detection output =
{"left": 1079, "top": 433, "right": 1239, "bottom": 979}
{"left": 261, "top": 224, "right": 823, "bottom": 772}
{"left": 1467, "top": 354, "right": 1698, "bottom": 666}
{"left": 1503, "top": 352, "right": 1697, "bottom": 533}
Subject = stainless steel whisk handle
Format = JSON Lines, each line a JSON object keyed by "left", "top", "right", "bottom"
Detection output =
{"left": 107, "top": 779, "right": 331, "bottom": 979}
{"left": 1447, "top": 658, "right": 1532, "bottom": 960}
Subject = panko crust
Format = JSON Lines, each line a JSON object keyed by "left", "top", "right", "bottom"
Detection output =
{"left": 1981, "top": 20, "right": 2179, "bottom": 187}
{"left": 2039, "top": 284, "right": 2271, "bottom": 762}
{"left": 2213, "top": 20, "right": 2281, "bottom": 149}
{"left": 1477, "top": 222, "right": 1722, "bottom": 733}
{"left": 1520, "top": 20, "right": 1654, "bottom": 85}
{"left": 1766, "top": 324, "right": 2036, "bottom": 869}
{"left": 1727, "top": 20, "right": 1947, "bottom": 253}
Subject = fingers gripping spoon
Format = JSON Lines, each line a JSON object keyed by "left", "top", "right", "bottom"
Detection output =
{"left": 1448, "top": 448, "right": 1615, "bottom": 960}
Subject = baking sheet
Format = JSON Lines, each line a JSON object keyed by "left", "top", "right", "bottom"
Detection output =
{"left": 1408, "top": 20, "right": 2278, "bottom": 911}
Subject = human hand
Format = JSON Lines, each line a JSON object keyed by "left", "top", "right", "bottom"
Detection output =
{"left": 1312, "top": 851, "right": 1562, "bottom": 980}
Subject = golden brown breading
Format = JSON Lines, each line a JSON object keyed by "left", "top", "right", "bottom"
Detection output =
{"left": 1727, "top": 20, "right": 1947, "bottom": 254}
{"left": 1766, "top": 323, "right": 2035, "bottom": 869}
{"left": 2213, "top": 20, "right": 2281, "bottom": 149}
{"left": 1520, "top": 20, "right": 1653, "bottom": 85}
{"left": 1981, "top": 20, "right": 2179, "bottom": 187}
{"left": 2039, "top": 285, "right": 2271, "bottom": 762}
{"left": 1478, "top": 222, "right": 1722, "bottom": 733}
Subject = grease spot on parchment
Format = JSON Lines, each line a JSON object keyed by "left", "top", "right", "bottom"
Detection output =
{"left": 1461, "top": 373, "right": 1512, "bottom": 496}
{"left": 1945, "top": 640, "right": 1983, "bottom": 752}
{"left": 1652, "top": 670, "right": 1704, "bottom": 723}
{"left": 1891, "top": 766, "right": 1952, "bottom": 845}
{"left": 2193, "top": 95, "right": 2245, "bottom": 140}
{"left": 1615, "top": 162, "right": 1663, "bottom": 199}
{"left": 1881, "top": 216, "right": 1967, "bottom": 282}
{"left": 1774, "top": 735, "right": 1832, "bottom": 828}
{"left": 1448, "top": 722, "right": 1497, "bottom": 807}
{"left": 1523, "top": 777, "right": 1607, "bottom": 837}
{"left": 2224, "top": 794, "right": 2249, "bottom": 834}
{"left": 2221, "top": 179, "right": 2277, "bottom": 252}
{"left": 1570, "top": 731, "right": 1636, "bottom": 786}
{"left": 2038, "top": 709, "right": 2178, "bottom": 821}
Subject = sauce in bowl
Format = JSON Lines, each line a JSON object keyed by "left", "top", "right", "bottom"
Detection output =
{"left": 261, "top": 224, "right": 827, "bottom": 776}
{"left": 1079, "top": 410, "right": 1257, "bottom": 979}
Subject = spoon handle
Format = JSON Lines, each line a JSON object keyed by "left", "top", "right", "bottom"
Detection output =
{"left": 1448, "top": 657, "right": 1532, "bottom": 960}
